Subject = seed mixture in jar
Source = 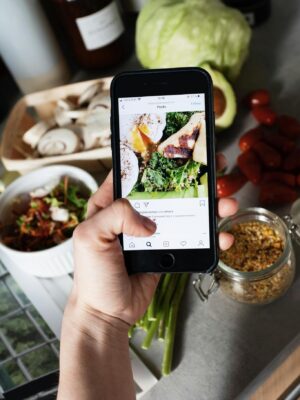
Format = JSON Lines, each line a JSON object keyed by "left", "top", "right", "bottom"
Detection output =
{"left": 218, "top": 220, "right": 295, "bottom": 305}
{"left": 220, "top": 221, "right": 284, "bottom": 272}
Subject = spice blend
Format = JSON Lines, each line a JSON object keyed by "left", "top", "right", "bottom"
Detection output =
{"left": 219, "top": 220, "right": 294, "bottom": 304}
{"left": 220, "top": 221, "right": 284, "bottom": 272}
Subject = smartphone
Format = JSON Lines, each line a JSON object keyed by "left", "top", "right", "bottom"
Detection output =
{"left": 111, "top": 68, "right": 218, "bottom": 274}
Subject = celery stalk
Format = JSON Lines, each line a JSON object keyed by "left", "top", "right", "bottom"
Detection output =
{"left": 142, "top": 274, "right": 179, "bottom": 349}
{"left": 162, "top": 273, "right": 189, "bottom": 376}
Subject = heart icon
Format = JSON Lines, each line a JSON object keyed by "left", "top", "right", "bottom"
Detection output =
{"left": 180, "top": 241, "right": 187, "bottom": 246}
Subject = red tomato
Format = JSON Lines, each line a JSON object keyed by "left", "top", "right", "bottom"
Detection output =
{"left": 217, "top": 173, "right": 248, "bottom": 198}
{"left": 278, "top": 115, "right": 300, "bottom": 139}
{"left": 283, "top": 149, "right": 300, "bottom": 171}
{"left": 252, "top": 107, "right": 277, "bottom": 126}
{"left": 259, "top": 183, "right": 297, "bottom": 205}
{"left": 262, "top": 172, "right": 296, "bottom": 187}
{"left": 239, "top": 126, "right": 264, "bottom": 152}
{"left": 253, "top": 141, "right": 282, "bottom": 168}
{"left": 245, "top": 89, "right": 270, "bottom": 108}
{"left": 263, "top": 132, "right": 296, "bottom": 154}
{"left": 237, "top": 150, "right": 262, "bottom": 185}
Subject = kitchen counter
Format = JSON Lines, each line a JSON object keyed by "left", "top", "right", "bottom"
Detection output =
{"left": 1, "top": 0, "right": 300, "bottom": 399}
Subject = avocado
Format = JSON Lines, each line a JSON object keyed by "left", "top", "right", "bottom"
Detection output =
{"left": 201, "top": 64, "right": 237, "bottom": 130}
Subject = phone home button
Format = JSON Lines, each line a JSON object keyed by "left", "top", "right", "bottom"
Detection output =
{"left": 159, "top": 253, "right": 175, "bottom": 270}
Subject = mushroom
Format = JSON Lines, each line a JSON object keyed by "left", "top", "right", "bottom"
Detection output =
{"left": 88, "top": 91, "right": 110, "bottom": 110}
{"left": 37, "top": 128, "right": 80, "bottom": 156}
{"left": 76, "top": 107, "right": 109, "bottom": 126}
{"left": 77, "top": 123, "right": 111, "bottom": 150}
{"left": 54, "top": 106, "right": 73, "bottom": 127}
{"left": 22, "top": 81, "right": 110, "bottom": 158}
{"left": 78, "top": 83, "right": 103, "bottom": 106}
{"left": 23, "top": 119, "right": 55, "bottom": 149}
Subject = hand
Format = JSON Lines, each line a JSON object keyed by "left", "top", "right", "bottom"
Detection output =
{"left": 71, "top": 154, "right": 238, "bottom": 328}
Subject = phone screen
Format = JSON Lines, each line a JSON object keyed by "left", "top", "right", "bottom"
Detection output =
{"left": 119, "top": 93, "right": 209, "bottom": 251}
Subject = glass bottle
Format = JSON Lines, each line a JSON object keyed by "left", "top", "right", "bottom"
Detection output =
{"left": 49, "top": 0, "right": 128, "bottom": 69}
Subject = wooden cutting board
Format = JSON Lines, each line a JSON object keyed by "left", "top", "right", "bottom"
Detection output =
{"left": 237, "top": 334, "right": 300, "bottom": 400}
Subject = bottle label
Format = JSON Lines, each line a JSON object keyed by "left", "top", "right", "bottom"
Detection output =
{"left": 76, "top": 2, "right": 124, "bottom": 51}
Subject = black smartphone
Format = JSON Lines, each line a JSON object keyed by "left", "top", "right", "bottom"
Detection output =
{"left": 111, "top": 68, "right": 218, "bottom": 274}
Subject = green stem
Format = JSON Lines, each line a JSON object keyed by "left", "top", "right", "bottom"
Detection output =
{"left": 143, "top": 274, "right": 179, "bottom": 349}
{"left": 141, "top": 318, "right": 160, "bottom": 349}
{"left": 162, "top": 273, "right": 189, "bottom": 376}
{"left": 147, "top": 295, "right": 157, "bottom": 321}
{"left": 156, "top": 274, "right": 171, "bottom": 309}
{"left": 143, "top": 317, "right": 151, "bottom": 332}
{"left": 158, "top": 317, "right": 166, "bottom": 341}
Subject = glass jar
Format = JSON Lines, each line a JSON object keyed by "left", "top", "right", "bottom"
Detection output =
{"left": 193, "top": 207, "right": 297, "bottom": 305}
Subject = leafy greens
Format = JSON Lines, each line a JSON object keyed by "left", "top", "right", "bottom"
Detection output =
{"left": 134, "top": 152, "right": 201, "bottom": 193}
{"left": 163, "top": 112, "right": 193, "bottom": 139}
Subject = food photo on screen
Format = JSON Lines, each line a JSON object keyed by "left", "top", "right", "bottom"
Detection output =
{"left": 120, "top": 109, "right": 208, "bottom": 200}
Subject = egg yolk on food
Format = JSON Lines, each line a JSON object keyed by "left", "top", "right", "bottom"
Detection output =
{"left": 138, "top": 123, "right": 150, "bottom": 136}
{"left": 131, "top": 126, "right": 147, "bottom": 153}
{"left": 131, "top": 124, "right": 153, "bottom": 153}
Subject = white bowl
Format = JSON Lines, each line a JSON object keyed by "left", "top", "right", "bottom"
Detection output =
{"left": 0, "top": 165, "right": 98, "bottom": 277}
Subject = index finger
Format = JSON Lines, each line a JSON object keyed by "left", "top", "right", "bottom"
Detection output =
{"left": 86, "top": 170, "right": 113, "bottom": 218}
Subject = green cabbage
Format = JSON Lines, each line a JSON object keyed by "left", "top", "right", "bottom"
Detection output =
{"left": 136, "top": 0, "right": 251, "bottom": 80}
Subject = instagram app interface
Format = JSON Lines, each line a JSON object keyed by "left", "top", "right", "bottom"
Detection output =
{"left": 119, "top": 94, "right": 210, "bottom": 251}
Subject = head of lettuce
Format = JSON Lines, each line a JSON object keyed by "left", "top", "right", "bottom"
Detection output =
{"left": 136, "top": 0, "right": 251, "bottom": 81}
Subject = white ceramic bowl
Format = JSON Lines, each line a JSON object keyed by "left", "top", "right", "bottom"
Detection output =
{"left": 0, "top": 165, "right": 98, "bottom": 277}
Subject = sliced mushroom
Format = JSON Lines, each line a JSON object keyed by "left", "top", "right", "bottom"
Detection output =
{"left": 90, "top": 124, "right": 111, "bottom": 147}
{"left": 37, "top": 128, "right": 80, "bottom": 156}
{"left": 23, "top": 119, "right": 55, "bottom": 149}
{"left": 88, "top": 91, "right": 110, "bottom": 110}
{"left": 77, "top": 125, "right": 99, "bottom": 150}
{"left": 57, "top": 98, "right": 76, "bottom": 111}
{"left": 78, "top": 83, "right": 103, "bottom": 106}
{"left": 54, "top": 106, "right": 73, "bottom": 127}
{"left": 77, "top": 107, "right": 110, "bottom": 126}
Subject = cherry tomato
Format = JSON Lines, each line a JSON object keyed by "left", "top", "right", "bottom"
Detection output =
{"left": 237, "top": 150, "right": 262, "bottom": 184}
{"left": 262, "top": 172, "right": 296, "bottom": 187}
{"left": 239, "top": 126, "right": 264, "bottom": 152}
{"left": 253, "top": 141, "right": 282, "bottom": 168}
{"left": 283, "top": 149, "right": 300, "bottom": 171}
{"left": 245, "top": 89, "right": 270, "bottom": 108}
{"left": 217, "top": 173, "right": 248, "bottom": 198}
{"left": 259, "top": 183, "right": 297, "bottom": 206}
{"left": 252, "top": 107, "right": 277, "bottom": 126}
{"left": 278, "top": 115, "right": 300, "bottom": 139}
{"left": 263, "top": 132, "right": 296, "bottom": 154}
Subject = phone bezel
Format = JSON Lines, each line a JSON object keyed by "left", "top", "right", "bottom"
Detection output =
{"left": 110, "top": 68, "right": 218, "bottom": 274}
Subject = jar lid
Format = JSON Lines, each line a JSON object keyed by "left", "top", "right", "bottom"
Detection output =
{"left": 284, "top": 198, "right": 300, "bottom": 246}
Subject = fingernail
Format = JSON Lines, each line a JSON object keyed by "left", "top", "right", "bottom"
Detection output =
{"left": 143, "top": 217, "right": 156, "bottom": 231}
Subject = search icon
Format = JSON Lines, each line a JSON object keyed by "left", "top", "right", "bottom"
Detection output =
{"left": 146, "top": 241, "right": 152, "bottom": 247}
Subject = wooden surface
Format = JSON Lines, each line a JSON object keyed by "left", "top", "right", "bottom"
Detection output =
{"left": 250, "top": 344, "right": 300, "bottom": 400}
